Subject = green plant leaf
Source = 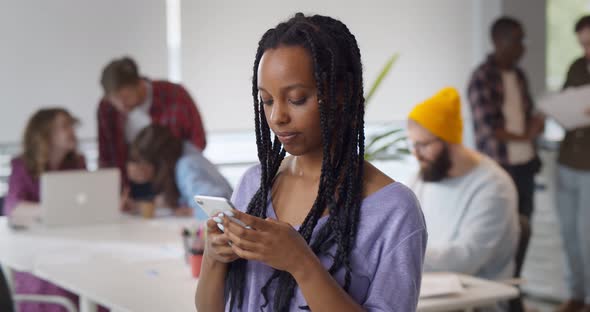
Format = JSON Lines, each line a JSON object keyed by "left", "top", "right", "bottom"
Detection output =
{"left": 365, "top": 53, "right": 399, "bottom": 105}
{"left": 367, "top": 136, "right": 407, "bottom": 156}
{"left": 370, "top": 145, "right": 399, "bottom": 159}
{"left": 397, "top": 148, "right": 411, "bottom": 155}
{"left": 365, "top": 129, "right": 409, "bottom": 160}
{"left": 365, "top": 128, "right": 404, "bottom": 150}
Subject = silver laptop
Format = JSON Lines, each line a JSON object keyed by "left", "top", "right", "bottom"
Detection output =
{"left": 40, "top": 169, "right": 121, "bottom": 227}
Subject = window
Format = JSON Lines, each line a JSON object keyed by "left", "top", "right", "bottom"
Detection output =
{"left": 547, "top": 0, "right": 590, "bottom": 90}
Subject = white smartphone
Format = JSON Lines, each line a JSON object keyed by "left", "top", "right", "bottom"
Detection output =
{"left": 194, "top": 195, "right": 251, "bottom": 231}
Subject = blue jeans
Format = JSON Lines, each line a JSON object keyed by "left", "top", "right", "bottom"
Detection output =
{"left": 556, "top": 165, "right": 590, "bottom": 303}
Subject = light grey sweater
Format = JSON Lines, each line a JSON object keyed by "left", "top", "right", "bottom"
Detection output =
{"left": 412, "top": 156, "right": 519, "bottom": 281}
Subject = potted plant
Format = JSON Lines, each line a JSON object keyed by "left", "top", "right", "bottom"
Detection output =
{"left": 364, "top": 54, "right": 410, "bottom": 161}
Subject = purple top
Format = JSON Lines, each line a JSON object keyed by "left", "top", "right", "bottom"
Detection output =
{"left": 4, "top": 156, "right": 87, "bottom": 312}
{"left": 4, "top": 156, "right": 86, "bottom": 216}
{"left": 226, "top": 165, "right": 427, "bottom": 311}
{"left": 4, "top": 158, "right": 41, "bottom": 216}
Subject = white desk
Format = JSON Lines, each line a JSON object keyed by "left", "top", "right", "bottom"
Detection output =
{"left": 35, "top": 256, "right": 197, "bottom": 312}
{"left": 418, "top": 274, "right": 519, "bottom": 312}
{"left": 0, "top": 217, "right": 517, "bottom": 312}
{"left": 0, "top": 216, "right": 198, "bottom": 312}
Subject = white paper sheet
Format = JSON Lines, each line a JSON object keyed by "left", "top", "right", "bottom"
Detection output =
{"left": 538, "top": 86, "right": 590, "bottom": 130}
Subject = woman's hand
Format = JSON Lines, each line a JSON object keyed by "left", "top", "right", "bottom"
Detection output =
{"left": 221, "top": 210, "right": 315, "bottom": 276}
{"left": 526, "top": 114, "right": 545, "bottom": 139}
{"left": 204, "top": 218, "right": 239, "bottom": 263}
{"left": 120, "top": 187, "right": 136, "bottom": 212}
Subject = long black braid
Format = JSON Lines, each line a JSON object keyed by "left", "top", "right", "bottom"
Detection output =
{"left": 226, "top": 13, "right": 366, "bottom": 312}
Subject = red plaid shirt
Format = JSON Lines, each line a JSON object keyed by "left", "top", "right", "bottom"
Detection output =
{"left": 467, "top": 55, "right": 535, "bottom": 165}
{"left": 97, "top": 80, "right": 206, "bottom": 182}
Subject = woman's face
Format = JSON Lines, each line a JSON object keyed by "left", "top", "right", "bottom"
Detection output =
{"left": 50, "top": 113, "right": 77, "bottom": 154}
{"left": 108, "top": 82, "right": 144, "bottom": 114}
{"left": 126, "top": 160, "right": 155, "bottom": 184}
{"left": 257, "top": 45, "right": 323, "bottom": 156}
{"left": 577, "top": 27, "right": 590, "bottom": 60}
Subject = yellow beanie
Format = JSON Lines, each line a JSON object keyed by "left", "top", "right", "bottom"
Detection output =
{"left": 408, "top": 87, "right": 463, "bottom": 144}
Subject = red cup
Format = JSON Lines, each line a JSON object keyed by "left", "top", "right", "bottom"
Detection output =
{"left": 190, "top": 250, "right": 204, "bottom": 278}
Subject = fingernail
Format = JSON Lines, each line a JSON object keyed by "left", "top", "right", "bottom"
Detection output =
{"left": 217, "top": 212, "right": 225, "bottom": 217}
{"left": 224, "top": 210, "right": 235, "bottom": 217}
{"left": 217, "top": 224, "right": 225, "bottom": 232}
{"left": 213, "top": 217, "right": 222, "bottom": 223}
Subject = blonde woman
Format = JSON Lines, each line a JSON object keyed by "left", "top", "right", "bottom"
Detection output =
{"left": 4, "top": 108, "right": 85, "bottom": 312}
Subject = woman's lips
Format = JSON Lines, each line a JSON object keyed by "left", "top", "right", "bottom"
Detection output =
{"left": 275, "top": 131, "right": 299, "bottom": 144}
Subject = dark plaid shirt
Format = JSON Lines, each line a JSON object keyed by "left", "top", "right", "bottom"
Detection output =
{"left": 467, "top": 55, "right": 535, "bottom": 165}
{"left": 97, "top": 80, "right": 207, "bottom": 182}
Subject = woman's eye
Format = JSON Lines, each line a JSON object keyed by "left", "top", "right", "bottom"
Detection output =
{"left": 260, "top": 98, "right": 273, "bottom": 106}
{"left": 289, "top": 97, "right": 307, "bottom": 105}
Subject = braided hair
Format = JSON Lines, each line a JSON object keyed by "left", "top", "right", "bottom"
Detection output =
{"left": 226, "top": 13, "right": 366, "bottom": 311}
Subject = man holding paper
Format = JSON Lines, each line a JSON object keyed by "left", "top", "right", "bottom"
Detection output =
{"left": 554, "top": 15, "right": 590, "bottom": 312}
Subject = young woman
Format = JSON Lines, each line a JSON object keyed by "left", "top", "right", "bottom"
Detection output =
{"left": 126, "top": 125, "right": 233, "bottom": 218}
{"left": 196, "top": 13, "right": 427, "bottom": 311}
{"left": 4, "top": 108, "right": 86, "bottom": 312}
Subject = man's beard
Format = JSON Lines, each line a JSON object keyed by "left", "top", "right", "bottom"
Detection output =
{"left": 420, "top": 145, "right": 452, "bottom": 182}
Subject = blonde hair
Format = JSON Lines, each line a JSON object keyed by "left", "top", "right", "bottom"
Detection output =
{"left": 22, "top": 108, "right": 79, "bottom": 177}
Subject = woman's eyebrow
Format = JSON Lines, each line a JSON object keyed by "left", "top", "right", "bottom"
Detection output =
{"left": 258, "top": 83, "right": 312, "bottom": 93}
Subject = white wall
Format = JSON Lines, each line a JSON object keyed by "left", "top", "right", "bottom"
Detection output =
{"left": 0, "top": 0, "right": 169, "bottom": 143}
{"left": 0, "top": 0, "right": 547, "bottom": 144}
{"left": 181, "top": 0, "right": 482, "bottom": 133}
{"left": 502, "top": 0, "right": 547, "bottom": 98}
{"left": 470, "top": 0, "right": 547, "bottom": 98}
{"left": 472, "top": 0, "right": 503, "bottom": 65}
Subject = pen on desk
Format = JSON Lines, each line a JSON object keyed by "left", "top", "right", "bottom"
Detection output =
{"left": 182, "top": 227, "right": 191, "bottom": 263}
{"left": 194, "top": 227, "right": 205, "bottom": 251}
{"left": 196, "top": 228, "right": 202, "bottom": 241}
